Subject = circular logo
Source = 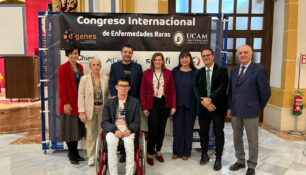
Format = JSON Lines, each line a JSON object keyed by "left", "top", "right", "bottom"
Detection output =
{"left": 173, "top": 31, "right": 184, "bottom": 46}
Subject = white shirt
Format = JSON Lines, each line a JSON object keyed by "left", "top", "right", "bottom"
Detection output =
{"left": 239, "top": 61, "right": 251, "bottom": 76}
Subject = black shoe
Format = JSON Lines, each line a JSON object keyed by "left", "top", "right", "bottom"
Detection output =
{"left": 119, "top": 154, "right": 126, "bottom": 163}
{"left": 246, "top": 168, "right": 255, "bottom": 175}
{"left": 229, "top": 162, "right": 245, "bottom": 171}
{"left": 200, "top": 154, "right": 210, "bottom": 165}
{"left": 77, "top": 155, "right": 86, "bottom": 161}
{"left": 213, "top": 159, "right": 222, "bottom": 171}
{"left": 68, "top": 153, "right": 79, "bottom": 164}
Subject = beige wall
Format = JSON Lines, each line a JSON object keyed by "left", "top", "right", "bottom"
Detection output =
{"left": 264, "top": 0, "right": 305, "bottom": 131}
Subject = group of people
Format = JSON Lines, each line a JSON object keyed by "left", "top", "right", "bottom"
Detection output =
{"left": 57, "top": 44, "right": 271, "bottom": 175}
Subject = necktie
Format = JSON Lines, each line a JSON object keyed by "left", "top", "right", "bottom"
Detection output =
{"left": 237, "top": 66, "right": 246, "bottom": 85}
{"left": 206, "top": 69, "right": 211, "bottom": 97}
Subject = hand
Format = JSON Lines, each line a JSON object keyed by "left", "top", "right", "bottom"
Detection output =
{"left": 115, "top": 130, "right": 124, "bottom": 138}
{"left": 79, "top": 112, "right": 87, "bottom": 123}
{"left": 64, "top": 104, "right": 72, "bottom": 115}
{"left": 227, "top": 109, "right": 231, "bottom": 118}
{"left": 143, "top": 110, "right": 149, "bottom": 117}
{"left": 111, "top": 96, "right": 116, "bottom": 98}
{"left": 201, "top": 97, "right": 211, "bottom": 107}
{"left": 206, "top": 104, "right": 216, "bottom": 112}
{"left": 170, "top": 108, "right": 176, "bottom": 116}
{"left": 123, "top": 130, "right": 131, "bottom": 137}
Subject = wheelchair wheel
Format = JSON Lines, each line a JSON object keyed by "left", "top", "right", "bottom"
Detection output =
{"left": 139, "top": 131, "right": 147, "bottom": 174}
{"left": 95, "top": 133, "right": 107, "bottom": 175}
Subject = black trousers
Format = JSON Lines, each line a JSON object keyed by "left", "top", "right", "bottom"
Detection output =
{"left": 66, "top": 141, "right": 79, "bottom": 159}
{"left": 198, "top": 111, "right": 225, "bottom": 159}
{"left": 173, "top": 105, "right": 195, "bottom": 157}
{"left": 147, "top": 97, "right": 170, "bottom": 155}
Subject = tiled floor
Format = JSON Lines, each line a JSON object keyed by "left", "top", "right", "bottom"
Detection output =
{"left": 0, "top": 123, "right": 305, "bottom": 175}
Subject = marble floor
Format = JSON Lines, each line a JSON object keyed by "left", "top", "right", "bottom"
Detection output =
{"left": 0, "top": 123, "right": 305, "bottom": 175}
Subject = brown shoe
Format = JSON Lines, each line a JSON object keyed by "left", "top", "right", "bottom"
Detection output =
{"left": 182, "top": 156, "right": 189, "bottom": 160}
{"left": 172, "top": 154, "right": 179, "bottom": 159}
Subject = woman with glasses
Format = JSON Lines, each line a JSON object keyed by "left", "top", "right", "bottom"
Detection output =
{"left": 140, "top": 52, "right": 176, "bottom": 166}
{"left": 172, "top": 51, "right": 197, "bottom": 160}
{"left": 78, "top": 58, "right": 110, "bottom": 166}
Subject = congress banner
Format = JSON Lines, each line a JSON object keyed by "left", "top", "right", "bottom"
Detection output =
{"left": 60, "top": 13, "right": 211, "bottom": 51}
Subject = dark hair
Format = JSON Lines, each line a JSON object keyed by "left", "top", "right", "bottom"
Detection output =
{"left": 65, "top": 45, "right": 80, "bottom": 57}
{"left": 148, "top": 52, "right": 166, "bottom": 71}
{"left": 174, "top": 50, "right": 197, "bottom": 70}
{"left": 200, "top": 48, "right": 214, "bottom": 56}
{"left": 117, "top": 77, "right": 130, "bottom": 85}
{"left": 121, "top": 44, "right": 134, "bottom": 52}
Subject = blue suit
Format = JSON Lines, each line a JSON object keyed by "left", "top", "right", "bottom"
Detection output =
{"left": 228, "top": 62, "right": 271, "bottom": 169}
{"left": 109, "top": 61, "right": 143, "bottom": 99}
{"left": 228, "top": 62, "right": 271, "bottom": 117}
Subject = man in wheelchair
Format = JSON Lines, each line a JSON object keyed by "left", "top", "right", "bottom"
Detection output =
{"left": 101, "top": 77, "right": 141, "bottom": 175}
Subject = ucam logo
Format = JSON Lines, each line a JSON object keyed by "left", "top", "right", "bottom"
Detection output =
{"left": 173, "top": 31, "right": 185, "bottom": 46}
{"left": 186, "top": 33, "right": 208, "bottom": 39}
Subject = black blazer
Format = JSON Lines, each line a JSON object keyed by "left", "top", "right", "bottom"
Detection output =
{"left": 101, "top": 96, "right": 141, "bottom": 134}
{"left": 194, "top": 64, "right": 229, "bottom": 117}
{"left": 109, "top": 61, "right": 143, "bottom": 99}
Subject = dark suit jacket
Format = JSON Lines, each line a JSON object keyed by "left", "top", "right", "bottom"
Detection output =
{"left": 101, "top": 96, "right": 141, "bottom": 134}
{"left": 140, "top": 69, "right": 176, "bottom": 110}
{"left": 228, "top": 62, "right": 271, "bottom": 118}
{"left": 109, "top": 61, "right": 143, "bottom": 99}
{"left": 58, "top": 61, "right": 84, "bottom": 115}
{"left": 194, "top": 64, "right": 229, "bottom": 117}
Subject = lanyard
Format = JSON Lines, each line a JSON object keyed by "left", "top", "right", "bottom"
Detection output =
{"left": 154, "top": 71, "right": 162, "bottom": 90}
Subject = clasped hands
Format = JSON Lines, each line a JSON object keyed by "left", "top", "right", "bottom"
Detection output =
{"left": 115, "top": 129, "right": 131, "bottom": 138}
{"left": 201, "top": 97, "right": 216, "bottom": 112}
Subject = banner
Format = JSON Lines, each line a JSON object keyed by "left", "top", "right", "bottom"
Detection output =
{"left": 60, "top": 13, "right": 211, "bottom": 51}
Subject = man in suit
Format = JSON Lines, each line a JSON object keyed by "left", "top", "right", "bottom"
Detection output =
{"left": 109, "top": 44, "right": 143, "bottom": 99}
{"left": 228, "top": 45, "right": 271, "bottom": 175}
{"left": 194, "top": 48, "right": 229, "bottom": 171}
{"left": 109, "top": 44, "right": 143, "bottom": 162}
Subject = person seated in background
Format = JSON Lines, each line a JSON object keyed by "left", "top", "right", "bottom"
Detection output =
{"left": 101, "top": 77, "right": 141, "bottom": 175}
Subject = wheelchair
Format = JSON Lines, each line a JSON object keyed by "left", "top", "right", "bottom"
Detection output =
{"left": 95, "top": 130, "right": 147, "bottom": 175}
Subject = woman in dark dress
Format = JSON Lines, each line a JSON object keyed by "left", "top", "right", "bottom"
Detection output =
{"left": 172, "top": 51, "right": 197, "bottom": 160}
{"left": 57, "top": 45, "right": 86, "bottom": 164}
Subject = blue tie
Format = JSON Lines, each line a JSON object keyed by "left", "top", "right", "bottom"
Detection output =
{"left": 237, "top": 66, "right": 246, "bottom": 85}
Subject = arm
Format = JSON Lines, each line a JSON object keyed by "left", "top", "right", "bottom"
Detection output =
{"left": 136, "top": 65, "right": 143, "bottom": 99}
{"left": 58, "top": 66, "right": 69, "bottom": 105}
{"left": 193, "top": 70, "right": 202, "bottom": 102}
{"left": 101, "top": 100, "right": 118, "bottom": 134}
{"left": 127, "top": 101, "right": 141, "bottom": 133}
{"left": 78, "top": 76, "right": 86, "bottom": 113}
{"left": 108, "top": 64, "right": 117, "bottom": 97}
{"left": 140, "top": 71, "right": 147, "bottom": 110}
{"left": 169, "top": 71, "right": 177, "bottom": 109}
{"left": 227, "top": 69, "right": 233, "bottom": 110}
{"left": 257, "top": 66, "right": 271, "bottom": 109}
{"left": 210, "top": 67, "right": 229, "bottom": 105}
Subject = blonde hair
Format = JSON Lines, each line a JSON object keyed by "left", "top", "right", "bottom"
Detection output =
{"left": 89, "top": 58, "right": 101, "bottom": 68}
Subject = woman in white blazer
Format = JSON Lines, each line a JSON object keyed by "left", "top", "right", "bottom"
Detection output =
{"left": 78, "top": 58, "right": 110, "bottom": 166}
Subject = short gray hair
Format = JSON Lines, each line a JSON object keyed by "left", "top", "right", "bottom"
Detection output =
{"left": 237, "top": 45, "right": 253, "bottom": 54}
{"left": 89, "top": 58, "right": 101, "bottom": 67}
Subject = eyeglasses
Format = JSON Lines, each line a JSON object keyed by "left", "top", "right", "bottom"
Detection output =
{"left": 117, "top": 84, "right": 129, "bottom": 88}
{"left": 202, "top": 54, "right": 211, "bottom": 58}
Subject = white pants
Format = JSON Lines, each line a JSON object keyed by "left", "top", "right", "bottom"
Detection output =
{"left": 106, "top": 132, "right": 135, "bottom": 175}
